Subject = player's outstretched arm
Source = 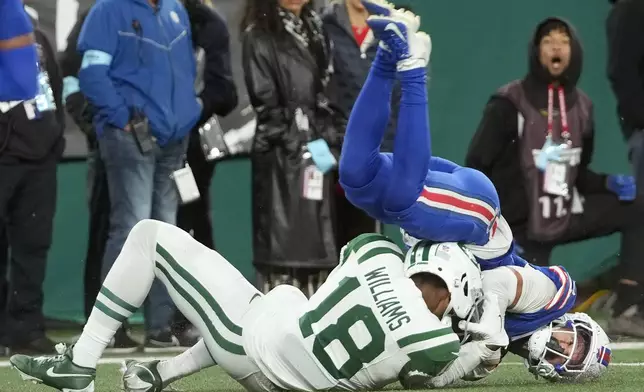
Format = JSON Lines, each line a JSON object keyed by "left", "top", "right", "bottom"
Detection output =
{"left": 339, "top": 45, "right": 396, "bottom": 192}
{"left": 426, "top": 341, "right": 500, "bottom": 388}
{"left": 430, "top": 293, "right": 509, "bottom": 387}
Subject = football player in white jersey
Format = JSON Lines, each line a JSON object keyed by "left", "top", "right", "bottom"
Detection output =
{"left": 448, "top": 312, "right": 612, "bottom": 384}
{"left": 523, "top": 312, "right": 611, "bottom": 382}
{"left": 9, "top": 219, "right": 486, "bottom": 392}
{"left": 428, "top": 265, "right": 611, "bottom": 386}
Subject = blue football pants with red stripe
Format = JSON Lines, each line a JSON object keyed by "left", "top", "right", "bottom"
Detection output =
{"left": 339, "top": 47, "right": 500, "bottom": 246}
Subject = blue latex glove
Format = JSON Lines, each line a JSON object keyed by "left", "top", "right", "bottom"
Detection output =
{"left": 606, "top": 174, "right": 636, "bottom": 201}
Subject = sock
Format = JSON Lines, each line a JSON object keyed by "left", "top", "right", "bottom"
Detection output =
{"left": 612, "top": 282, "right": 644, "bottom": 317}
{"left": 73, "top": 290, "right": 136, "bottom": 368}
{"left": 73, "top": 224, "right": 157, "bottom": 368}
{"left": 157, "top": 339, "right": 216, "bottom": 384}
{"left": 383, "top": 67, "right": 430, "bottom": 211}
{"left": 339, "top": 45, "right": 397, "bottom": 188}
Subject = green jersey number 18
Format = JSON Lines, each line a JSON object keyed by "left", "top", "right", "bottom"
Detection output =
{"left": 299, "top": 276, "right": 386, "bottom": 380}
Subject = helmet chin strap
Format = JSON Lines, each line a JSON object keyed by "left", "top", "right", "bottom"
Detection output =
{"left": 441, "top": 302, "right": 453, "bottom": 321}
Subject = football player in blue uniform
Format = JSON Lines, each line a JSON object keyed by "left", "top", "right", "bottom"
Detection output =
{"left": 342, "top": 1, "right": 609, "bottom": 384}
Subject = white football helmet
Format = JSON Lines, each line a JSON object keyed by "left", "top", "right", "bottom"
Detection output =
{"left": 404, "top": 241, "right": 484, "bottom": 320}
{"left": 525, "top": 312, "right": 611, "bottom": 382}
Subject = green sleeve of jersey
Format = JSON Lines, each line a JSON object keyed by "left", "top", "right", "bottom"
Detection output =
{"left": 397, "top": 328, "right": 461, "bottom": 389}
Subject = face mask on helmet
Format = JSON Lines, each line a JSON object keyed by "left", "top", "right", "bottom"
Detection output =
{"left": 451, "top": 294, "right": 485, "bottom": 343}
{"left": 527, "top": 315, "right": 611, "bottom": 380}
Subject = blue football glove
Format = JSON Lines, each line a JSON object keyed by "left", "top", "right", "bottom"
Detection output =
{"left": 606, "top": 174, "right": 636, "bottom": 201}
{"left": 361, "top": 0, "right": 396, "bottom": 16}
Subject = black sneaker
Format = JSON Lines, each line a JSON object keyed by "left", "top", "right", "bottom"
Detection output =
{"left": 176, "top": 325, "right": 201, "bottom": 347}
{"left": 106, "top": 328, "right": 140, "bottom": 354}
{"left": 144, "top": 330, "right": 181, "bottom": 353}
{"left": 8, "top": 336, "right": 56, "bottom": 355}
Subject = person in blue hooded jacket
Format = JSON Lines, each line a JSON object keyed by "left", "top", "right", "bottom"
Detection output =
{"left": 77, "top": 0, "right": 202, "bottom": 349}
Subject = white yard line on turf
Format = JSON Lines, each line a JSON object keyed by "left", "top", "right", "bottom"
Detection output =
{"left": 610, "top": 342, "right": 644, "bottom": 350}
{"left": 0, "top": 356, "right": 175, "bottom": 368}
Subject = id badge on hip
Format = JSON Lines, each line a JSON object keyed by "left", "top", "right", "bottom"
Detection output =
{"left": 171, "top": 164, "right": 201, "bottom": 205}
{"left": 302, "top": 165, "right": 324, "bottom": 201}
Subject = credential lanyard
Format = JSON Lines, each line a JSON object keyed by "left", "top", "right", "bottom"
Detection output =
{"left": 547, "top": 84, "right": 570, "bottom": 143}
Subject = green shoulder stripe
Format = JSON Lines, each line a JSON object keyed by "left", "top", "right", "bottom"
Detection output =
{"left": 357, "top": 247, "right": 403, "bottom": 264}
{"left": 346, "top": 233, "right": 392, "bottom": 254}
{"left": 340, "top": 233, "right": 399, "bottom": 265}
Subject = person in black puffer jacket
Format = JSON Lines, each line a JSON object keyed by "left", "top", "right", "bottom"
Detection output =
{"left": 241, "top": 0, "right": 344, "bottom": 296}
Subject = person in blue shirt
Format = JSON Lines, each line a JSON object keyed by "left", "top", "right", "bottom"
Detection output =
{"left": 77, "top": 0, "right": 202, "bottom": 348}
{"left": 0, "top": 0, "right": 39, "bottom": 100}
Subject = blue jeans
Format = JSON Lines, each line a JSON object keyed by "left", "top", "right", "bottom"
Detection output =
{"left": 99, "top": 127, "right": 188, "bottom": 333}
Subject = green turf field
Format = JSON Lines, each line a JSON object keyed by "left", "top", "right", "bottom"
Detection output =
{"left": 1, "top": 348, "right": 643, "bottom": 392}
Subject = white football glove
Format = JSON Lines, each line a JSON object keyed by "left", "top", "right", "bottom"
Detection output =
{"left": 459, "top": 293, "right": 509, "bottom": 350}
{"left": 527, "top": 360, "right": 562, "bottom": 382}
{"left": 428, "top": 341, "right": 496, "bottom": 388}
{"left": 462, "top": 349, "right": 502, "bottom": 381}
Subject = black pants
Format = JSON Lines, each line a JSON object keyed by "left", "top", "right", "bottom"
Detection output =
{"left": 0, "top": 224, "right": 7, "bottom": 343}
{"left": 335, "top": 185, "right": 377, "bottom": 250}
{"left": 173, "top": 131, "right": 216, "bottom": 333}
{"left": 0, "top": 159, "right": 57, "bottom": 346}
{"left": 513, "top": 193, "right": 644, "bottom": 284}
{"left": 83, "top": 150, "right": 110, "bottom": 319}
{"left": 176, "top": 131, "right": 216, "bottom": 249}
